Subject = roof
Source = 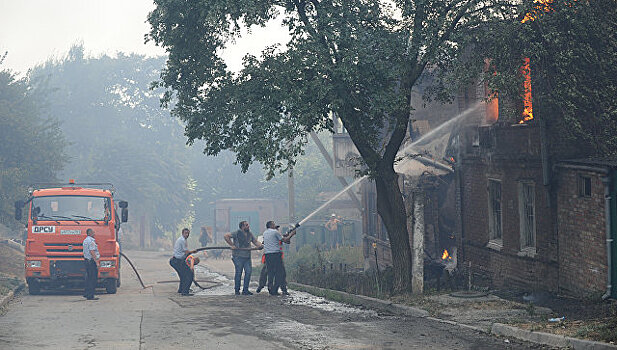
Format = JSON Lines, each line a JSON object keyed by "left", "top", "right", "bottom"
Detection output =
{"left": 216, "top": 198, "right": 276, "bottom": 203}
{"left": 557, "top": 158, "right": 617, "bottom": 169}
{"left": 395, "top": 157, "right": 450, "bottom": 177}
{"left": 32, "top": 187, "right": 112, "bottom": 197}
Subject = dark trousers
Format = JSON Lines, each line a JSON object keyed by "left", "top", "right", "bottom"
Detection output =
{"left": 84, "top": 259, "right": 98, "bottom": 298}
{"left": 258, "top": 259, "right": 287, "bottom": 292}
{"left": 265, "top": 252, "right": 284, "bottom": 294}
{"left": 170, "top": 257, "right": 192, "bottom": 294}
{"left": 232, "top": 256, "right": 252, "bottom": 292}
{"left": 258, "top": 264, "right": 268, "bottom": 289}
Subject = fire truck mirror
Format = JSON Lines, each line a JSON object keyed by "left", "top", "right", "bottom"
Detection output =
{"left": 121, "top": 208, "right": 129, "bottom": 223}
{"left": 14, "top": 201, "right": 23, "bottom": 221}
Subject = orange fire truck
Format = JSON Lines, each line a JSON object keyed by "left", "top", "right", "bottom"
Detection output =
{"left": 15, "top": 181, "right": 128, "bottom": 295}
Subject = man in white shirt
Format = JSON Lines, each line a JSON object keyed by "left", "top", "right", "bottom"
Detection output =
{"left": 169, "top": 228, "right": 196, "bottom": 296}
{"left": 262, "top": 221, "right": 295, "bottom": 296}
{"left": 83, "top": 229, "right": 100, "bottom": 300}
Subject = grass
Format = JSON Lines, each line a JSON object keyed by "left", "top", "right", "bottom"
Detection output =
{"left": 574, "top": 319, "right": 617, "bottom": 343}
{"left": 510, "top": 318, "right": 617, "bottom": 344}
{"left": 0, "top": 275, "right": 21, "bottom": 296}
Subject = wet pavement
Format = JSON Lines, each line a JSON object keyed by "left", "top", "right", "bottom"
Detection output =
{"left": 0, "top": 250, "right": 550, "bottom": 349}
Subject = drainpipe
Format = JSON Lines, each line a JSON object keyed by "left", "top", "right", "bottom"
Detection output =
{"left": 602, "top": 175, "right": 613, "bottom": 300}
{"left": 539, "top": 119, "right": 551, "bottom": 206}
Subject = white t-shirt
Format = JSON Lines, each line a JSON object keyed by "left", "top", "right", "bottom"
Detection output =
{"left": 173, "top": 236, "right": 187, "bottom": 259}
{"left": 262, "top": 228, "right": 282, "bottom": 254}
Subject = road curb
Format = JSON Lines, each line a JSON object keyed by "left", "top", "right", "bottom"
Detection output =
{"left": 492, "top": 323, "right": 617, "bottom": 350}
{"left": 0, "top": 282, "right": 24, "bottom": 310}
{"left": 289, "top": 282, "right": 617, "bottom": 349}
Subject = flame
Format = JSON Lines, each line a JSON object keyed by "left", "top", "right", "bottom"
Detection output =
{"left": 521, "top": 0, "right": 554, "bottom": 23}
{"left": 442, "top": 249, "right": 451, "bottom": 260}
{"left": 519, "top": 1, "right": 555, "bottom": 123}
{"left": 518, "top": 58, "right": 534, "bottom": 124}
{"left": 519, "top": 57, "right": 534, "bottom": 124}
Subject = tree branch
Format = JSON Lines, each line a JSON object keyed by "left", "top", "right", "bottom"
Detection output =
{"left": 292, "top": 0, "right": 339, "bottom": 65}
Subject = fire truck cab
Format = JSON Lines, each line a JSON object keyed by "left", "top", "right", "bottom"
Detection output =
{"left": 15, "top": 182, "right": 128, "bottom": 295}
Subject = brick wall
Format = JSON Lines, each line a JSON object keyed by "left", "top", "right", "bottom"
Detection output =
{"left": 461, "top": 124, "right": 559, "bottom": 292}
{"left": 556, "top": 168, "right": 608, "bottom": 296}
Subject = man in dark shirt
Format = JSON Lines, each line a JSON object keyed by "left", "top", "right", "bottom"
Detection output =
{"left": 224, "top": 221, "right": 263, "bottom": 295}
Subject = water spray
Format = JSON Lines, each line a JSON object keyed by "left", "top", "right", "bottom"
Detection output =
{"left": 122, "top": 104, "right": 485, "bottom": 291}
{"left": 285, "top": 103, "right": 481, "bottom": 234}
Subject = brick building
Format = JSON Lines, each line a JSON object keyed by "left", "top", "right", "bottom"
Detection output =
{"left": 459, "top": 124, "right": 617, "bottom": 297}
{"left": 355, "top": 75, "right": 617, "bottom": 298}
{"left": 554, "top": 160, "right": 617, "bottom": 298}
{"left": 459, "top": 123, "right": 559, "bottom": 292}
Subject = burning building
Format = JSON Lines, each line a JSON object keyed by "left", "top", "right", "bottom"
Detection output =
{"left": 455, "top": 59, "right": 617, "bottom": 297}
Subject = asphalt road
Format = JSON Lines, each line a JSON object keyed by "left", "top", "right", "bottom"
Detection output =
{"left": 0, "top": 250, "right": 545, "bottom": 349}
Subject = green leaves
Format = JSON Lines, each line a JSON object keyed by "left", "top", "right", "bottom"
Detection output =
{"left": 472, "top": 0, "right": 617, "bottom": 158}
{"left": 0, "top": 69, "right": 67, "bottom": 229}
{"left": 28, "top": 47, "right": 195, "bottom": 237}
{"left": 146, "top": 0, "right": 522, "bottom": 292}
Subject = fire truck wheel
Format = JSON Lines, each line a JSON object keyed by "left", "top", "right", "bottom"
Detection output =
{"left": 28, "top": 281, "right": 41, "bottom": 295}
{"left": 116, "top": 272, "right": 121, "bottom": 287}
{"left": 105, "top": 278, "right": 117, "bottom": 294}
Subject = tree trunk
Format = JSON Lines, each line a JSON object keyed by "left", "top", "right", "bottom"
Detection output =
{"left": 374, "top": 166, "right": 412, "bottom": 294}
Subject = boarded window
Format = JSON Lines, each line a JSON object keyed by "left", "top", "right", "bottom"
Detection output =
{"left": 578, "top": 175, "right": 591, "bottom": 197}
{"left": 488, "top": 179, "right": 502, "bottom": 241}
{"left": 519, "top": 182, "right": 536, "bottom": 249}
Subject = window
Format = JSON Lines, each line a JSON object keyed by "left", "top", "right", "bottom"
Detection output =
{"left": 578, "top": 175, "right": 591, "bottom": 197}
{"left": 32, "top": 195, "right": 110, "bottom": 221}
{"left": 488, "top": 179, "right": 502, "bottom": 241}
{"left": 519, "top": 182, "right": 536, "bottom": 250}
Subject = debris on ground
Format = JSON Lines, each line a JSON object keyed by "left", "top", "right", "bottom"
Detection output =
{"left": 0, "top": 243, "right": 24, "bottom": 296}
{"left": 391, "top": 289, "right": 617, "bottom": 344}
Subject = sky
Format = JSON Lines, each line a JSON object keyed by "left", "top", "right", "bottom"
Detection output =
{"left": 0, "top": 0, "right": 288, "bottom": 75}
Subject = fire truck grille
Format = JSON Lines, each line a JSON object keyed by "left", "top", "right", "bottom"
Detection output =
{"left": 44, "top": 243, "right": 83, "bottom": 254}
{"left": 50, "top": 260, "right": 86, "bottom": 278}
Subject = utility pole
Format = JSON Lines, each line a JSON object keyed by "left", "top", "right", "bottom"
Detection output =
{"left": 288, "top": 168, "right": 295, "bottom": 224}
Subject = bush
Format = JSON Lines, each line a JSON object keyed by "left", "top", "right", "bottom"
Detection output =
{"left": 285, "top": 245, "right": 394, "bottom": 298}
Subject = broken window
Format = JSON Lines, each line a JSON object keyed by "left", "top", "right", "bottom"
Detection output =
{"left": 578, "top": 175, "right": 591, "bottom": 198}
{"left": 519, "top": 182, "right": 536, "bottom": 250}
{"left": 488, "top": 179, "right": 502, "bottom": 241}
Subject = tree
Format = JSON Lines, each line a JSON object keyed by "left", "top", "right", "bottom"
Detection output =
{"left": 0, "top": 68, "right": 67, "bottom": 230}
{"left": 29, "top": 46, "right": 196, "bottom": 240}
{"left": 189, "top": 133, "right": 341, "bottom": 232}
{"left": 471, "top": 0, "right": 617, "bottom": 158}
{"left": 147, "top": 0, "right": 518, "bottom": 293}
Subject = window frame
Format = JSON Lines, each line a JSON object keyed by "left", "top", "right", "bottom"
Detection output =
{"left": 578, "top": 175, "right": 592, "bottom": 198}
{"left": 487, "top": 178, "right": 503, "bottom": 249}
{"left": 518, "top": 181, "right": 537, "bottom": 255}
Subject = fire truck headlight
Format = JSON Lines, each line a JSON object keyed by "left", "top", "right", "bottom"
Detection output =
{"left": 27, "top": 261, "right": 41, "bottom": 268}
{"left": 99, "top": 260, "right": 115, "bottom": 268}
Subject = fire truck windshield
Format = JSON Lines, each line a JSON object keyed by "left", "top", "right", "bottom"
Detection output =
{"left": 32, "top": 196, "right": 111, "bottom": 222}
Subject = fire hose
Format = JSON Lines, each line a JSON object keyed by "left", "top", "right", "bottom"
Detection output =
{"left": 119, "top": 246, "right": 263, "bottom": 290}
{"left": 120, "top": 251, "right": 152, "bottom": 289}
